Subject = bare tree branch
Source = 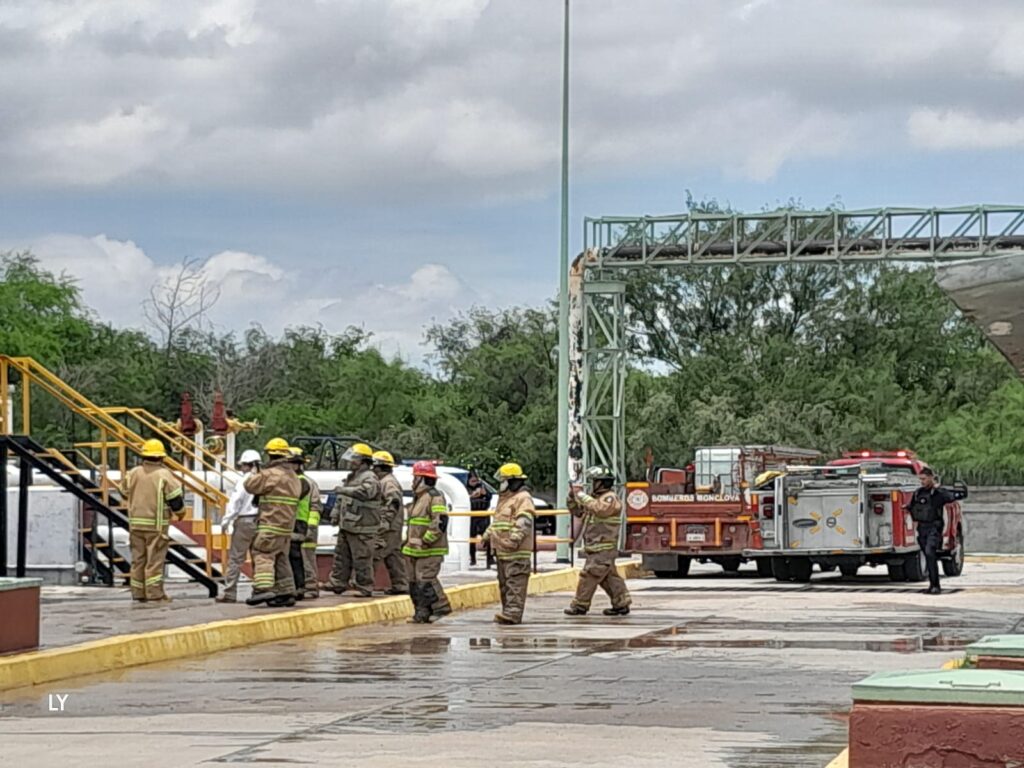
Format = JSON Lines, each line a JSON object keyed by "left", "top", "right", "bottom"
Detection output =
{"left": 144, "top": 256, "right": 221, "bottom": 354}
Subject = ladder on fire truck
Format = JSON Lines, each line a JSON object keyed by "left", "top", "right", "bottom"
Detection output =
{"left": 0, "top": 355, "right": 235, "bottom": 594}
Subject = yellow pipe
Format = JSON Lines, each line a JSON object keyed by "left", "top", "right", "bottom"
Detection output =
{"left": 21, "top": 377, "right": 30, "bottom": 434}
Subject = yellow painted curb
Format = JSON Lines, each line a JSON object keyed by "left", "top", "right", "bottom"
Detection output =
{"left": 966, "top": 554, "right": 1024, "bottom": 563}
{"left": 825, "top": 748, "right": 848, "bottom": 768}
{"left": 0, "top": 561, "right": 644, "bottom": 692}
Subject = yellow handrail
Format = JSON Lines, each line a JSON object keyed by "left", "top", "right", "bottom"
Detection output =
{"left": 99, "top": 406, "right": 231, "bottom": 481}
{"left": 0, "top": 355, "right": 230, "bottom": 576}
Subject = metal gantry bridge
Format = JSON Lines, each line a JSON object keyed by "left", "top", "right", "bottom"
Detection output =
{"left": 566, "top": 205, "right": 1024, "bottom": 489}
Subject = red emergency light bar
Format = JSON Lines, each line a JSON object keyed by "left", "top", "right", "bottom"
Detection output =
{"left": 842, "top": 449, "right": 916, "bottom": 460}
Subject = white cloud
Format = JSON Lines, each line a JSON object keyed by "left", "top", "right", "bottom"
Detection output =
{"left": 4, "top": 234, "right": 476, "bottom": 363}
{"left": 907, "top": 108, "right": 1024, "bottom": 150}
{"left": 4, "top": 0, "right": 1024, "bottom": 197}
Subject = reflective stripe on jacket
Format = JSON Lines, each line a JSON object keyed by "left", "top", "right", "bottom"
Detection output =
{"left": 485, "top": 489, "right": 534, "bottom": 560}
{"left": 570, "top": 490, "right": 623, "bottom": 554}
{"left": 123, "top": 463, "right": 184, "bottom": 531}
{"left": 402, "top": 488, "right": 449, "bottom": 557}
{"left": 244, "top": 460, "right": 301, "bottom": 535}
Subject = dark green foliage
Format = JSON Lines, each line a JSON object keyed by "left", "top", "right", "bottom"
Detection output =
{"left": 1, "top": 246, "right": 1021, "bottom": 490}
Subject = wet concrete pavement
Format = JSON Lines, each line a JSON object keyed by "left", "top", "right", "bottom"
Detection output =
{"left": 2, "top": 561, "right": 1023, "bottom": 767}
{"left": 35, "top": 563, "right": 511, "bottom": 649}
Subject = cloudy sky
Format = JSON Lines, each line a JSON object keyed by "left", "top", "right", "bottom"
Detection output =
{"left": 2, "top": 0, "right": 1024, "bottom": 361}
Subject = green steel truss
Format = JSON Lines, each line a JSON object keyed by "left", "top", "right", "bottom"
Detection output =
{"left": 586, "top": 205, "right": 1024, "bottom": 267}
{"left": 571, "top": 205, "right": 1024, "bottom": 483}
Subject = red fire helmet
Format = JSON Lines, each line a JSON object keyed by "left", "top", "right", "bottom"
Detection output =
{"left": 412, "top": 460, "right": 438, "bottom": 479}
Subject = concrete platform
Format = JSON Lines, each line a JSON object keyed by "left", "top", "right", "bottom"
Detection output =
{"left": 36, "top": 563, "right": 510, "bottom": 650}
{"left": 1, "top": 560, "right": 1022, "bottom": 767}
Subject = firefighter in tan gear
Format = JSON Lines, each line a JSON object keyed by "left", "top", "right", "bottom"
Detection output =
{"left": 328, "top": 443, "right": 381, "bottom": 597}
{"left": 288, "top": 448, "right": 322, "bottom": 600}
{"left": 243, "top": 437, "right": 301, "bottom": 607}
{"left": 564, "top": 466, "right": 631, "bottom": 617}
{"left": 371, "top": 451, "right": 409, "bottom": 595}
{"left": 123, "top": 439, "right": 185, "bottom": 603}
{"left": 402, "top": 460, "right": 451, "bottom": 623}
{"left": 480, "top": 462, "right": 534, "bottom": 625}
{"left": 300, "top": 457, "right": 323, "bottom": 600}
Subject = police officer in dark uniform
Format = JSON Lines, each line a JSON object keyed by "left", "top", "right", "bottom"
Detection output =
{"left": 906, "top": 468, "right": 960, "bottom": 595}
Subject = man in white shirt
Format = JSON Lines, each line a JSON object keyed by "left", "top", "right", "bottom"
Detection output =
{"left": 216, "top": 450, "right": 262, "bottom": 603}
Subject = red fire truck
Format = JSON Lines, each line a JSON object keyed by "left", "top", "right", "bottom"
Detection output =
{"left": 623, "top": 445, "right": 822, "bottom": 577}
{"left": 747, "top": 450, "right": 968, "bottom": 582}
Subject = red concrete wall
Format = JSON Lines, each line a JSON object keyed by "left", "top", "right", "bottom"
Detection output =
{"left": 850, "top": 702, "right": 1024, "bottom": 767}
{"left": 975, "top": 656, "right": 1024, "bottom": 670}
{"left": 0, "top": 585, "right": 40, "bottom": 654}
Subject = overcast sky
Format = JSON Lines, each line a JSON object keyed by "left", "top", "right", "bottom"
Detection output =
{"left": 2, "top": 0, "right": 1024, "bottom": 361}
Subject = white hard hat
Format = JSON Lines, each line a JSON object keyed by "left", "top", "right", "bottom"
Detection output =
{"left": 239, "top": 449, "right": 261, "bottom": 465}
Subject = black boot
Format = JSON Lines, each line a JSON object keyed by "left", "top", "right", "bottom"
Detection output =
{"left": 422, "top": 583, "right": 450, "bottom": 621}
{"left": 603, "top": 605, "right": 630, "bottom": 616}
{"left": 246, "top": 591, "right": 275, "bottom": 606}
{"left": 564, "top": 604, "right": 588, "bottom": 616}
{"left": 268, "top": 594, "right": 296, "bottom": 608}
{"left": 410, "top": 582, "right": 432, "bottom": 624}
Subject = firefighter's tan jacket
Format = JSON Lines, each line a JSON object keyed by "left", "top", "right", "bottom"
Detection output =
{"left": 569, "top": 489, "right": 623, "bottom": 554}
{"left": 402, "top": 487, "right": 448, "bottom": 557}
{"left": 244, "top": 459, "right": 301, "bottom": 536}
{"left": 483, "top": 489, "right": 534, "bottom": 561}
{"left": 123, "top": 462, "right": 184, "bottom": 531}
{"left": 335, "top": 466, "right": 382, "bottom": 535}
{"left": 379, "top": 472, "right": 404, "bottom": 534}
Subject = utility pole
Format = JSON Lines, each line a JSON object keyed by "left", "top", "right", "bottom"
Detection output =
{"left": 555, "top": 0, "right": 571, "bottom": 563}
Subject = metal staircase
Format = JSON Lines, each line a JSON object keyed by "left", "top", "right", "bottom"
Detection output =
{"left": 0, "top": 355, "right": 234, "bottom": 587}
{"left": 1, "top": 435, "right": 220, "bottom": 595}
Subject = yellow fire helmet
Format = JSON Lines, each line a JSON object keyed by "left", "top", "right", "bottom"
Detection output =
{"left": 342, "top": 442, "right": 374, "bottom": 462}
{"left": 494, "top": 462, "right": 527, "bottom": 481}
{"left": 140, "top": 439, "right": 167, "bottom": 459}
{"left": 264, "top": 437, "right": 291, "bottom": 456}
{"left": 372, "top": 450, "right": 395, "bottom": 467}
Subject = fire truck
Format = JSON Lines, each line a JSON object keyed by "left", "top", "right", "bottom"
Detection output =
{"left": 623, "top": 445, "right": 822, "bottom": 578}
{"left": 748, "top": 450, "right": 968, "bottom": 583}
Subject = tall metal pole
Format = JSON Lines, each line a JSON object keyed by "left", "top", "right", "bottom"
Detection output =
{"left": 555, "top": 0, "right": 572, "bottom": 563}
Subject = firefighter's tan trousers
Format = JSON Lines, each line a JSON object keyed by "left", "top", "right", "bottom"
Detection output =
{"left": 376, "top": 528, "right": 409, "bottom": 591}
{"left": 406, "top": 554, "right": 449, "bottom": 612}
{"left": 301, "top": 524, "right": 319, "bottom": 595}
{"left": 251, "top": 531, "right": 295, "bottom": 596}
{"left": 329, "top": 531, "right": 375, "bottom": 593}
{"left": 496, "top": 557, "right": 531, "bottom": 623}
{"left": 571, "top": 549, "right": 631, "bottom": 611}
{"left": 222, "top": 516, "right": 258, "bottom": 600}
{"left": 129, "top": 528, "right": 170, "bottom": 601}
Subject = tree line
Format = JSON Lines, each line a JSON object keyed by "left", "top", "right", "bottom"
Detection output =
{"left": 2, "top": 244, "right": 1021, "bottom": 493}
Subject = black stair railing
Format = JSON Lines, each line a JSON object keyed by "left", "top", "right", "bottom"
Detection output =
{"left": 0, "top": 435, "right": 219, "bottom": 596}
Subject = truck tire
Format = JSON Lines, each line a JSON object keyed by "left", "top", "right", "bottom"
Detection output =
{"left": 719, "top": 556, "right": 742, "bottom": 573}
{"left": 789, "top": 558, "right": 813, "bottom": 583}
{"left": 839, "top": 563, "right": 859, "bottom": 578}
{"left": 904, "top": 550, "right": 927, "bottom": 583}
{"left": 887, "top": 561, "right": 907, "bottom": 582}
{"left": 943, "top": 529, "right": 965, "bottom": 577}
{"left": 771, "top": 557, "right": 792, "bottom": 582}
{"left": 756, "top": 559, "right": 774, "bottom": 578}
